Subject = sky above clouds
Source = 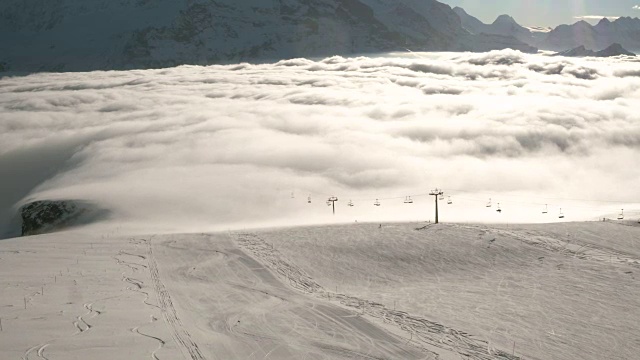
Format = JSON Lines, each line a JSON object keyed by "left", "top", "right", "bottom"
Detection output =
{"left": 1, "top": 50, "right": 640, "bottom": 235}
{"left": 439, "top": 0, "right": 640, "bottom": 27}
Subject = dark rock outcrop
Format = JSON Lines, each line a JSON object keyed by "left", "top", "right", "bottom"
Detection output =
{"left": 20, "top": 200, "right": 108, "bottom": 236}
{"left": 594, "top": 43, "right": 636, "bottom": 57}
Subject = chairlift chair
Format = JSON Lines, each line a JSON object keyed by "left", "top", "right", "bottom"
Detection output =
{"left": 439, "top": 194, "right": 445, "bottom": 201}
{"left": 291, "top": 192, "right": 295, "bottom": 199}
{"left": 404, "top": 196, "right": 413, "bottom": 204}
{"left": 326, "top": 200, "right": 331, "bottom": 206}
{"left": 348, "top": 200, "right": 354, "bottom": 207}
{"left": 496, "top": 203, "right": 502, "bottom": 213}
{"left": 374, "top": 199, "right": 381, "bottom": 206}
{"left": 308, "top": 196, "right": 312, "bottom": 204}
{"left": 447, "top": 196, "right": 452, "bottom": 205}
{"left": 486, "top": 198, "right": 492, "bottom": 208}
{"left": 542, "top": 204, "right": 548, "bottom": 214}
{"left": 559, "top": 208, "right": 565, "bottom": 219}
{"left": 618, "top": 209, "right": 624, "bottom": 220}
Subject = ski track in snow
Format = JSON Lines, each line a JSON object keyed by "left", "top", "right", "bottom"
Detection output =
{"left": 131, "top": 315, "right": 166, "bottom": 360}
{"left": 23, "top": 343, "right": 50, "bottom": 360}
{"left": 23, "top": 234, "right": 166, "bottom": 360}
{"left": 22, "top": 290, "right": 114, "bottom": 359}
{"left": 116, "top": 238, "right": 168, "bottom": 360}
{"left": 234, "top": 232, "right": 520, "bottom": 360}
{"left": 147, "top": 237, "right": 207, "bottom": 360}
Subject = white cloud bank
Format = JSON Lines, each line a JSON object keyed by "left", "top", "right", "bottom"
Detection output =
{"left": 1, "top": 50, "right": 639, "bottom": 234}
{"left": 633, "top": 5, "right": 640, "bottom": 10}
{"left": 573, "top": 15, "right": 620, "bottom": 22}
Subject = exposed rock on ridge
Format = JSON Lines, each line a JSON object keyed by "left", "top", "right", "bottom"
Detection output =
{"left": 20, "top": 200, "right": 109, "bottom": 236}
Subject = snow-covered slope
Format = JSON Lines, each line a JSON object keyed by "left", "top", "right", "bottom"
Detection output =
{"left": 525, "top": 26, "right": 552, "bottom": 34}
{"left": 0, "top": 0, "right": 537, "bottom": 72}
{"left": 6, "top": 219, "right": 637, "bottom": 360}
{"left": 256, "top": 221, "right": 640, "bottom": 360}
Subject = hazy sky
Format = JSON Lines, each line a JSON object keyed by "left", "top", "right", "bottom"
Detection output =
{"left": 439, "top": 0, "right": 640, "bottom": 27}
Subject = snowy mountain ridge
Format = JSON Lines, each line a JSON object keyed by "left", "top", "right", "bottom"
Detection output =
{"left": 0, "top": 0, "right": 536, "bottom": 72}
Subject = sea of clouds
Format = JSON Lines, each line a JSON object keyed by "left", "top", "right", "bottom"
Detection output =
{"left": 1, "top": 50, "right": 639, "bottom": 236}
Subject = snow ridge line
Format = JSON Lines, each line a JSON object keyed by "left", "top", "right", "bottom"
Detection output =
{"left": 234, "top": 232, "right": 520, "bottom": 360}
{"left": 469, "top": 226, "right": 640, "bottom": 268}
{"left": 146, "top": 238, "right": 207, "bottom": 360}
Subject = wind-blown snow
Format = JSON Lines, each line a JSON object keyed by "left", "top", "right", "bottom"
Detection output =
{"left": 1, "top": 50, "right": 639, "bottom": 235}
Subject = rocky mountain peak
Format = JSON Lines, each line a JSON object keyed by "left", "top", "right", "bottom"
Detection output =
{"left": 452, "top": 6, "right": 468, "bottom": 16}
{"left": 493, "top": 14, "right": 517, "bottom": 25}
{"left": 574, "top": 20, "right": 594, "bottom": 28}
{"left": 600, "top": 42, "right": 635, "bottom": 56}
{"left": 554, "top": 42, "right": 635, "bottom": 57}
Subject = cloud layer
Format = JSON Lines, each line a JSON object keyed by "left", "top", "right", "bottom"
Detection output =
{"left": 1, "top": 50, "right": 639, "bottom": 233}
{"left": 573, "top": 15, "right": 621, "bottom": 21}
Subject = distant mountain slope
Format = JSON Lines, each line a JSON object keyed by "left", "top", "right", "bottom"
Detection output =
{"left": 452, "top": 7, "right": 640, "bottom": 53}
{"left": 0, "top": 0, "right": 536, "bottom": 72}
{"left": 453, "top": 7, "right": 543, "bottom": 45}
{"left": 542, "top": 17, "right": 640, "bottom": 52}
